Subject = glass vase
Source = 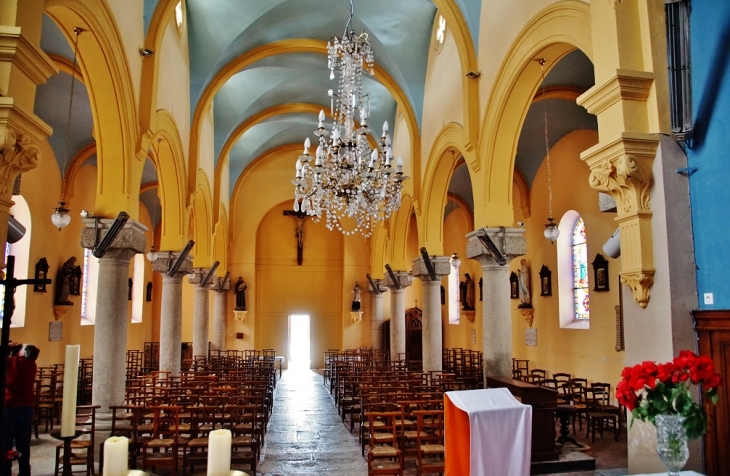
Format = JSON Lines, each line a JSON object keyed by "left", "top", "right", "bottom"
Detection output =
{"left": 655, "top": 414, "right": 689, "bottom": 476}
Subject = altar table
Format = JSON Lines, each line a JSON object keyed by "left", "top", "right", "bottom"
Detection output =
{"left": 444, "top": 388, "right": 532, "bottom": 476}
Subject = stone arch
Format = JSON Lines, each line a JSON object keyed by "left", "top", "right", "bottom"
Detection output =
{"left": 192, "top": 170, "right": 214, "bottom": 266}
{"left": 191, "top": 39, "right": 421, "bottom": 206}
{"left": 370, "top": 222, "right": 390, "bottom": 280}
{"left": 148, "top": 110, "right": 187, "bottom": 250}
{"left": 478, "top": 0, "right": 592, "bottom": 226}
{"left": 45, "top": 0, "right": 139, "bottom": 217}
{"left": 419, "top": 123, "right": 474, "bottom": 252}
{"left": 212, "top": 203, "right": 229, "bottom": 275}
{"left": 389, "top": 194, "right": 415, "bottom": 269}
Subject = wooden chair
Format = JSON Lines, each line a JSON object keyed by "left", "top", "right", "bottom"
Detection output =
{"left": 592, "top": 382, "right": 624, "bottom": 434}
{"left": 367, "top": 411, "right": 404, "bottom": 476}
{"left": 54, "top": 405, "right": 99, "bottom": 476}
{"left": 553, "top": 372, "right": 572, "bottom": 386}
{"left": 99, "top": 404, "right": 140, "bottom": 474}
{"left": 226, "top": 404, "right": 259, "bottom": 474}
{"left": 585, "top": 386, "right": 620, "bottom": 442}
{"left": 36, "top": 372, "right": 57, "bottom": 433}
{"left": 566, "top": 379, "right": 588, "bottom": 433}
{"left": 526, "top": 369, "right": 547, "bottom": 383}
{"left": 413, "top": 410, "right": 445, "bottom": 476}
{"left": 140, "top": 405, "right": 187, "bottom": 475}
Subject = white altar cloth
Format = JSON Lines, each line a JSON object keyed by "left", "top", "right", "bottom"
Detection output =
{"left": 445, "top": 388, "right": 532, "bottom": 476}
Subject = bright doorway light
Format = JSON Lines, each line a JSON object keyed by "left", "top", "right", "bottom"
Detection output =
{"left": 288, "top": 314, "right": 311, "bottom": 369}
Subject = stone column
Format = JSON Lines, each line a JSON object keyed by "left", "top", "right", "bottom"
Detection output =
{"left": 466, "top": 227, "right": 525, "bottom": 380}
{"left": 412, "top": 255, "right": 451, "bottom": 372}
{"left": 383, "top": 270, "right": 412, "bottom": 361}
{"left": 151, "top": 251, "right": 193, "bottom": 377}
{"left": 188, "top": 268, "right": 212, "bottom": 358}
{"left": 80, "top": 218, "right": 146, "bottom": 428}
{"left": 367, "top": 279, "right": 386, "bottom": 350}
{"left": 210, "top": 275, "right": 230, "bottom": 351}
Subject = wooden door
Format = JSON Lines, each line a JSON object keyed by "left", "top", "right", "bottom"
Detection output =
{"left": 693, "top": 310, "right": 730, "bottom": 476}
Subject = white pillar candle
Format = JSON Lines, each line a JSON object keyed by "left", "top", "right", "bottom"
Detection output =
{"left": 207, "top": 429, "right": 232, "bottom": 476}
{"left": 60, "top": 345, "right": 80, "bottom": 437}
{"left": 103, "top": 436, "right": 129, "bottom": 476}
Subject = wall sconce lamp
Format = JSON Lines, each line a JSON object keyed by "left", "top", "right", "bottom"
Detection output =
{"left": 139, "top": 48, "right": 155, "bottom": 56}
{"left": 200, "top": 261, "right": 220, "bottom": 288}
{"left": 465, "top": 71, "right": 481, "bottom": 79}
{"left": 92, "top": 211, "right": 129, "bottom": 258}
{"left": 167, "top": 239, "right": 194, "bottom": 276}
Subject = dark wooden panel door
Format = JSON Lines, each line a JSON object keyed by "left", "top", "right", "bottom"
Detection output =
{"left": 693, "top": 310, "right": 730, "bottom": 476}
{"left": 405, "top": 307, "right": 422, "bottom": 363}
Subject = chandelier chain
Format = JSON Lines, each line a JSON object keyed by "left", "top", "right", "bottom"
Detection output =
{"left": 539, "top": 59, "right": 554, "bottom": 220}
{"left": 61, "top": 27, "right": 82, "bottom": 201}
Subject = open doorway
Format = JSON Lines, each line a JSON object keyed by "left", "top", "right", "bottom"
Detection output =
{"left": 288, "top": 314, "right": 311, "bottom": 369}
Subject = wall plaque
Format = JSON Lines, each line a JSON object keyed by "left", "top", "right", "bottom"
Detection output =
{"left": 49, "top": 321, "right": 63, "bottom": 342}
{"left": 525, "top": 328, "right": 537, "bottom": 346}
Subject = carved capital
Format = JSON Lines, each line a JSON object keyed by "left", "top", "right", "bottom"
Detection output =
{"left": 384, "top": 270, "right": 412, "bottom": 290}
{"left": 0, "top": 127, "right": 39, "bottom": 197}
{"left": 150, "top": 251, "right": 194, "bottom": 277}
{"left": 466, "top": 227, "right": 526, "bottom": 268}
{"left": 582, "top": 134, "right": 659, "bottom": 309}
{"left": 411, "top": 256, "right": 451, "bottom": 281}
{"left": 80, "top": 217, "right": 147, "bottom": 262}
{"left": 582, "top": 134, "right": 658, "bottom": 216}
{"left": 620, "top": 271, "right": 654, "bottom": 309}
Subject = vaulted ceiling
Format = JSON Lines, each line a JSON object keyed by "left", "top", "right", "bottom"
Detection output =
{"left": 34, "top": 0, "right": 595, "bottom": 224}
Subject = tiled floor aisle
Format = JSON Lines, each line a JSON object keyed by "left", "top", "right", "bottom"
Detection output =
{"left": 258, "top": 366, "right": 367, "bottom": 475}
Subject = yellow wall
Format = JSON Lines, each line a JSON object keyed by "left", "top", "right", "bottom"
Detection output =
{"left": 8, "top": 145, "right": 156, "bottom": 367}
{"left": 510, "top": 129, "right": 624, "bottom": 389}
{"left": 254, "top": 202, "right": 344, "bottom": 368}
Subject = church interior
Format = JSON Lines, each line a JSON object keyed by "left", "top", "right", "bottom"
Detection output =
{"left": 2, "top": 0, "right": 729, "bottom": 475}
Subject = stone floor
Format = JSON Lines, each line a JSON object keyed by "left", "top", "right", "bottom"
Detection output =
{"left": 17, "top": 367, "right": 628, "bottom": 475}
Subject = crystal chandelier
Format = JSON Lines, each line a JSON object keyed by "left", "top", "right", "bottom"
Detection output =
{"left": 292, "top": 0, "right": 406, "bottom": 237}
{"left": 538, "top": 59, "right": 560, "bottom": 243}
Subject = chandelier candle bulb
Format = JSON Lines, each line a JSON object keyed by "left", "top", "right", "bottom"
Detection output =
{"left": 102, "top": 436, "right": 129, "bottom": 476}
{"left": 303, "top": 138, "right": 310, "bottom": 155}
{"left": 318, "top": 110, "right": 325, "bottom": 129}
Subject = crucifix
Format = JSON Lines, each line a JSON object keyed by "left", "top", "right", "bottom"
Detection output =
{"left": 283, "top": 210, "right": 311, "bottom": 266}
{"left": 0, "top": 255, "right": 52, "bottom": 431}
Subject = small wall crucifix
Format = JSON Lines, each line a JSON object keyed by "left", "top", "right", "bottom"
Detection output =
{"left": 283, "top": 210, "right": 311, "bottom": 266}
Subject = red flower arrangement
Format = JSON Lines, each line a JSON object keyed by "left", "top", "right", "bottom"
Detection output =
{"left": 617, "top": 350, "right": 721, "bottom": 439}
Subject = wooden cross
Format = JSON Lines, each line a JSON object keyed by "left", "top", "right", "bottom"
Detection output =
{"left": 283, "top": 210, "right": 311, "bottom": 266}
{"left": 0, "top": 255, "right": 52, "bottom": 430}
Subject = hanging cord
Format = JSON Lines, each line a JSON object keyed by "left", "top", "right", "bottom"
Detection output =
{"left": 60, "top": 27, "right": 83, "bottom": 201}
{"left": 344, "top": 0, "right": 354, "bottom": 35}
{"left": 538, "top": 58, "right": 554, "bottom": 220}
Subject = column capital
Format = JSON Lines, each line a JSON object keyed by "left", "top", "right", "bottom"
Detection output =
{"left": 210, "top": 274, "right": 231, "bottom": 293}
{"left": 581, "top": 132, "right": 659, "bottom": 308}
{"left": 150, "top": 250, "right": 194, "bottom": 277}
{"left": 466, "top": 227, "right": 526, "bottom": 267}
{"left": 80, "top": 217, "right": 147, "bottom": 261}
{"left": 411, "top": 255, "right": 451, "bottom": 281}
{"left": 188, "top": 267, "right": 216, "bottom": 286}
{"left": 383, "top": 270, "right": 412, "bottom": 290}
{"left": 367, "top": 278, "right": 386, "bottom": 294}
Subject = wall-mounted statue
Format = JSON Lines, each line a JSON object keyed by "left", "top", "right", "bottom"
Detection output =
{"left": 351, "top": 281, "right": 362, "bottom": 311}
{"left": 55, "top": 257, "right": 76, "bottom": 305}
{"left": 70, "top": 265, "right": 82, "bottom": 296}
{"left": 518, "top": 259, "right": 532, "bottom": 308}
{"left": 460, "top": 273, "right": 475, "bottom": 310}
{"left": 234, "top": 277, "right": 247, "bottom": 310}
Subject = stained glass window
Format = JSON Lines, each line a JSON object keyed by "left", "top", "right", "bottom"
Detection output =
{"left": 572, "top": 217, "right": 590, "bottom": 320}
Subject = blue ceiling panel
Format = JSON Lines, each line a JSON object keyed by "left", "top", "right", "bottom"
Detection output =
{"left": 515, "top": 98, "right": 598, "bottom": 188}
{"left": 543, "top": 49, "right": 595, "bottom": 90}
{"left": 41, "top": 14, "right": 74, "bottom": 61}
{"left": 33, "top": 72, "right": 94, "bottom": 176}
{"left": 228, "top": 116, "right": 320, "bottom": 192}
{"left": 143, "top": 0, "right": 159, "bottom": 36}
{"left": 141, "top": 157, "right": 159, "bottom": 186}
{"left": 140, "top": 188, "right": 161, "bottom": 232}
{"left": 453, "top": 0, "right": 481, "bottom": 53}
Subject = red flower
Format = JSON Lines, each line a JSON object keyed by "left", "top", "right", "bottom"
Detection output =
{"left": 704, "top": 374, "right": 722, "bottom": 390}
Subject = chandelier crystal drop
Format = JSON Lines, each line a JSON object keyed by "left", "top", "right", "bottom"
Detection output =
{"left": 292, "top": 0, "right": 406, "bottom": 238}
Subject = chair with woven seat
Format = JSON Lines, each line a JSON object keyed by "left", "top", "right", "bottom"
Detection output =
{"left": 226, "top": 404, "right": 259, "bottom": 474}
{"left": 585, "top": 386, "right": 619, "bottom": 443}
{"left": 54, "top": 405, "right": 99, "bottom": 476}
{"left": 367, "top": 411, "right": 403, "bottom": 476}
{"left": 182, "top": 405, "right": 219, "bottom": 474}
{"left": 413, "top": 409, "right": 445, "bottom": 476}
{"left": 141, "top": 405, "right": 187, "bottom": 475}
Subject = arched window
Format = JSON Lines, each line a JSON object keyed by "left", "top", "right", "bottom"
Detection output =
{"left": 572, "top": 218, "right": 590, "bottom": 320}
{"left": 80, "top": 248, "right": 99, "bottom": 325}
{"left": 557, "top": 211, "right": 590, "bottom": 329}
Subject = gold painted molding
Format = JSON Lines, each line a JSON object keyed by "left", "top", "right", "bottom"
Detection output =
{"left": 577, "top": 69, "right": 654, "bottom": 116}
{"left": 581, "top": 132, "right": 659, "bottom": 308}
